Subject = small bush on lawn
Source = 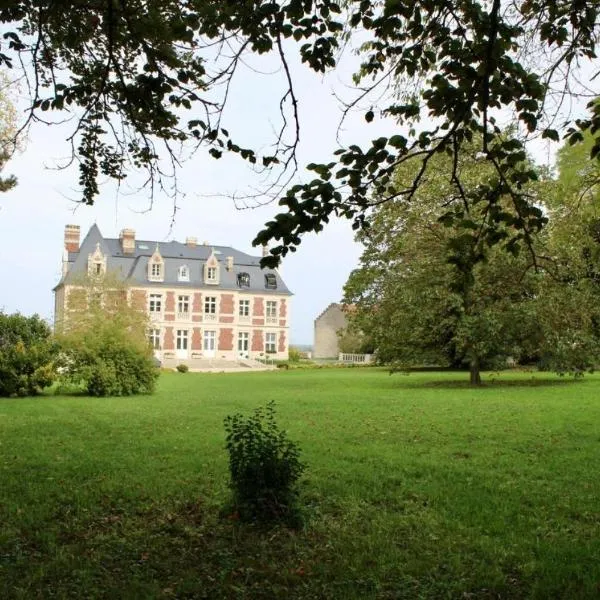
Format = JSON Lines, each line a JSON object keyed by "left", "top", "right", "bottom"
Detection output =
{"left": 224, "top": 401, "right": 305, "bottom": 524}
{"left": 176, "top": 364, "right": 189, "bottom": 373}
{"left": 0, "top": 312, "right": 58, "bottom": 397}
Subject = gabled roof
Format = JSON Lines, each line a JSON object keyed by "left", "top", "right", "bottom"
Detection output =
{"left": 55, "top": 225, "right": 292, "bottom": 295}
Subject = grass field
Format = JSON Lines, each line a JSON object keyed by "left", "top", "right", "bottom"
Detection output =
{"left": 2, "top": 368, "right": 600, "bottom": 599}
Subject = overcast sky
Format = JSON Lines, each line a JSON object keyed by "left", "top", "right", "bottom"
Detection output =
{"left": 0, "top": 43, "right": 397, "bottom": 346}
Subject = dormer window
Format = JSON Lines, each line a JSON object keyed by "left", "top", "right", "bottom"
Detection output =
{"left": 203, "top": 251, "right": 220, "bottom": 285}
{"left": 265, "top": 273, "right": 277, "bottom": 289}
{"left": 87, "top": 242, "right": 107, "bottom": 277}
{"left": 178, "top": 265, "right": 190, "bottom": 282}
{"left": 148, "top": 244, "right": 164, "bottom": 282}
{"left": 237, "top": 272, "right": 250, "bottom": 288}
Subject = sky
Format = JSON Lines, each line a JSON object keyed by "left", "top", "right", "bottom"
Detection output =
{"left": 0, "top": 42, "right": 394, "bottom": 346}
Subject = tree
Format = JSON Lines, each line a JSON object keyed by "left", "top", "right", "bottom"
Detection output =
{"left": 343, "top": 145, "right": 600, "bottom": 384}
{"left": 0, "top": 312, "right": 58, "bottom": 397}
{"left": 0, "top": 73, "right": 18, "bottom": 192}
{"left": 1, "top": 2, "right": 599, "bottom": 263}
{"left": 57, "top": 272, "right": 158, "bottom": 396}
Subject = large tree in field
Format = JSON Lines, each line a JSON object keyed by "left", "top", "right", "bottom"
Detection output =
{"left": 344, "top": 143, "right": 600, "bottom": 384}
{"left": 2, "top": 1, "right": 599, "bottom": 261}
{"left": 344, "top": 148, "right": 544, "bottom": 384}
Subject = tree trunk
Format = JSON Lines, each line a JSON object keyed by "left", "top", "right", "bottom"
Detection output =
{"left": 469, "top": 358, "right": 482, "bottom": 386}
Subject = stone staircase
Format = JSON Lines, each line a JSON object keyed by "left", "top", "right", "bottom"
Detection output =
{"left": 161, "top": 356, "right": 276, "bottom": 373}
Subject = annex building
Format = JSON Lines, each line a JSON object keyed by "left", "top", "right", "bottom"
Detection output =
{"left": 54, "top": 224, "right": 292, "bottom": 363}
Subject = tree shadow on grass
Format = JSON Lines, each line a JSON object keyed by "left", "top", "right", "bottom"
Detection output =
{"left": 389, "top": 373, "right": 587, "bottom": 390}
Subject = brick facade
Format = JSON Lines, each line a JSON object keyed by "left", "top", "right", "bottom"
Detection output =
{"left": 253, "top": 297, "right": 264, "bottom": 316}
{"left": 219, "top": 328, "right": 233, "bottom": 351}
{"left": 252, "top": 329, "right": 264, "bottom": 352}
{"left": 220, "top": 294, "right": 234, "bottom": 314}
{"left": 164, "top": 327, "right": 174, "bottom": 350}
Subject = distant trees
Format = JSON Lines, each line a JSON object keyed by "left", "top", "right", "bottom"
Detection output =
{"left": 0, "top": 312, "right": 57, "bottom": 397}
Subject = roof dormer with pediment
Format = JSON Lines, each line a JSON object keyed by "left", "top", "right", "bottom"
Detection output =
{"left": 203, "top": 249, "right": 220, "bottom": 285}
{"left": 147, "top": 244, "right": 164, "bottom": 282}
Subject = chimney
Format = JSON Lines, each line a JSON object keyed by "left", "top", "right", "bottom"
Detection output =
{"left": 262, "top": 244, "right": 269, "bottom": 258}
{"left": 226, "top": 256, "right": 234, "bottom": 271}
{"left": 120, "top": 228, "right": 135, "bottom": 254}
{"left": 202, "top": 240, "right": 209, "bottom": 246}
{"left": 64, "top": 224, "right": 80, "bottom": 253}
{"left": 186, "top": 236, "right": 198, "bottom": 248}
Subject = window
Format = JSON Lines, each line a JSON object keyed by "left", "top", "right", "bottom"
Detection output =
{"left": 204, "top": 296, "right": 216, "bottom": 314}
{"left": 151, "top": 263, "right": 161, "bottom": 278}
{"left": 149, "top": 328, "right": 161, "bottom": 350}
{"left": 149, "top": 294, "right": 162, "bottom": 312}
{"left": 207, "top": 266, "right": 217, "bottom": 282}
{"left": 239, "top": 299, "right": 250, "bottom": 317}
{"left": 203, "top": 330, "right": 216, "bottom": 351}
{"left": 266, "top": 301, "right": 277, "bottom": 318}
{"left": 177, "top": 295, "right": 190, "bottom": 314}
{"left": 178, "top": 265, "right": 190, "bottom": 282}
{"left": 265, "top": 332, "right": 277, "bottom": 353}
{"left": 265, "top": 273, "right": 277, "bottom": 289}
{"left": 176, "top": 329, "right": 188, "bottom": 350}
{"left": 94, "top": 262, "right": 102, "bottom": 275}
{"left": 237, "top": 272, "right": 250, "bottom": 288}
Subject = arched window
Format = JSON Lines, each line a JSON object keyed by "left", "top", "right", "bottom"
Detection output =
{"left": 178, "top": 265, "right": 190, "bottom": 282}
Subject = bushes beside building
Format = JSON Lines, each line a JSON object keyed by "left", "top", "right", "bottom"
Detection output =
{"left": 0, "top": 312, "right": 58, "bottom": 397}
{"left": 56, "top": 274, "right": 158, "bottom": 396}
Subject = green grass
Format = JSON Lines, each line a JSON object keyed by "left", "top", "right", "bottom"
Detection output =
{"left": 2, "top": 369, "right": 600, "bottom": 599}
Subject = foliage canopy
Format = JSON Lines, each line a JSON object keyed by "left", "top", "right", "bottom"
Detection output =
{"left": 2, "top": 1, "right": 599, "bottom": 263}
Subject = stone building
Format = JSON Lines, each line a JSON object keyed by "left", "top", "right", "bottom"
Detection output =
{"left": 54, "top": 224, "right": 292, "bottom": 363}
{"left": 313, "top": 303, "right": 349, "bottom": 359}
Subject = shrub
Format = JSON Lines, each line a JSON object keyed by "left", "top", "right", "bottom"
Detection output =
{"left": 0, "top": 312, "right": 58, "bottom": 397}
{"left": 224, "top": 401, "right": 305, "bottom": 523}
{"left": 59, "top": 332, "right": 158, "bottom": 396}
{"left": 56, "top": 272, "right": 158, "bottom": 396}
{"left": 288, "top": 347, "right": 301, "bottom": 363}
{"left": 176, "top": 363, "right": 189, "bottom": 373}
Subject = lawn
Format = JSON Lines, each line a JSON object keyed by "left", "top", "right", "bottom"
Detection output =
{"left": 1, "top": 368, "right": 600, "bottom": 599}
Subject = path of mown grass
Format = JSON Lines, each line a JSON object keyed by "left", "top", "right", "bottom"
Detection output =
{"left": 1, "top": 369, "right": 600, "bottom": 599}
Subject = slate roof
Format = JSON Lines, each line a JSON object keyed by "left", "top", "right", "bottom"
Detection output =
{"left": 56, "top": 224, "right": 292, "bottom": 295}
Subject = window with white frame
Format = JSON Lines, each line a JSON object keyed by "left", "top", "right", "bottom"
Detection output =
{"left": 204, "top": 296, "right": 216, "bottom": 314}
{"left": 266, "top": 300, "right": 277, "bottom": 318}
{"left": 149, "top": 294, "right": 162, "bottom": 313}
{"left": 178, "top": 265, "right": 190, "bottom": 282}
{"left": 207, "top": 266, "right": 217, "bottom": 282}
{"left": 176, "top": 329, "right": 189, "bottom": 350}
{"left": 203, "top": 330, "right": 216, "bottom": 351}
{"left": 149, "top": 328, "right": 161, "bottom": 350}
{"left": 151, "top": 263, "right": 162, "bottom": 278}
{"left": 177, "top": 295, "right": 190, "bottom": 314}
{"left": 239, "top": 299, "right": 250, "bottom": 317}
{"left": 265, "top": 332, "right": 277, "bottom": 353}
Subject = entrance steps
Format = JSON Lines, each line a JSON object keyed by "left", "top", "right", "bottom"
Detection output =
{"left": 161, "top": 356, "right": 276, "bottom": 373}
